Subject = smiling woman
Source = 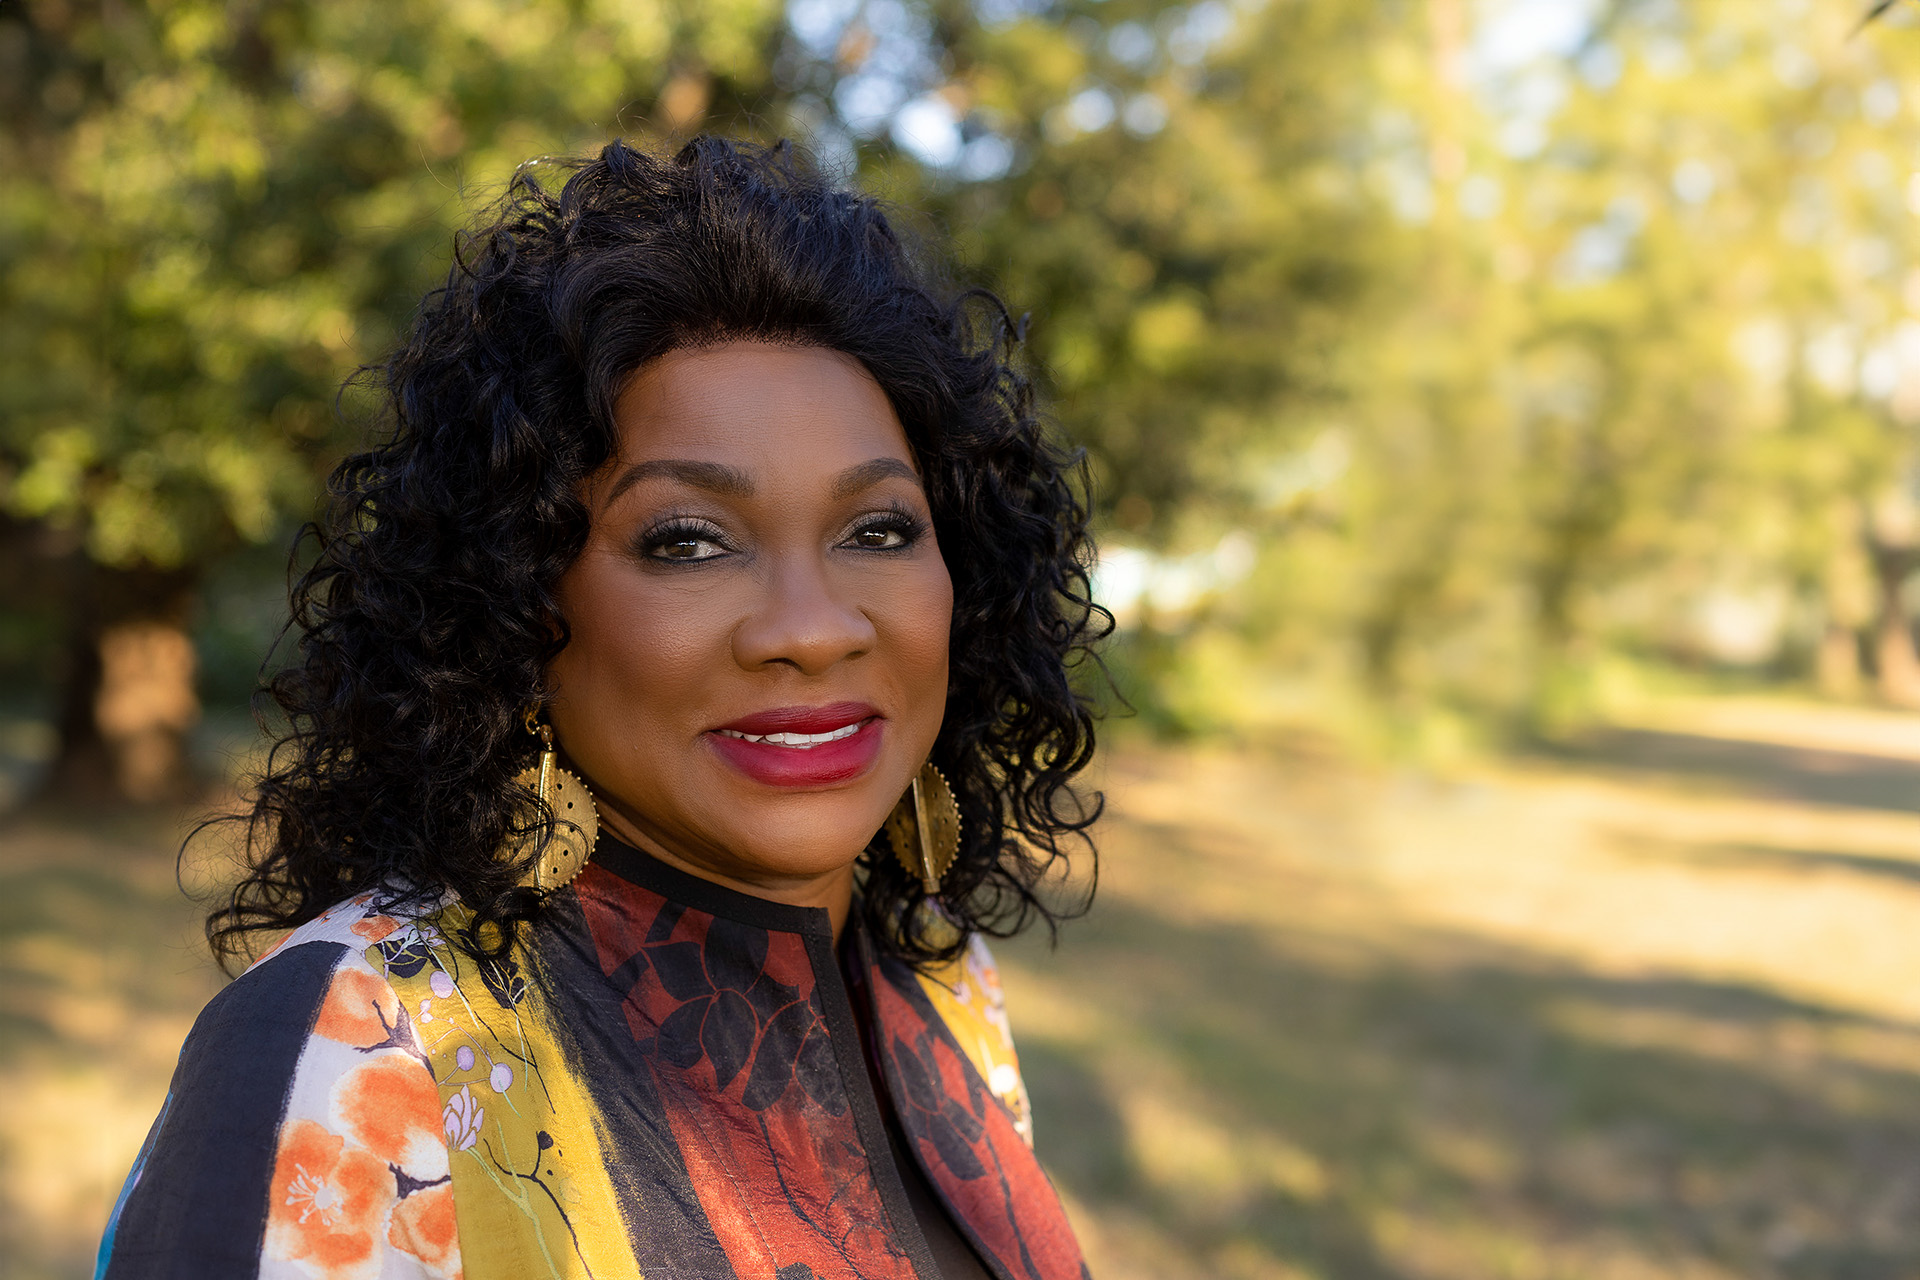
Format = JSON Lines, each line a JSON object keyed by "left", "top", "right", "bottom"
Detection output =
{"left": 95, "top": 139, "right": 1107, "bottom": 1280}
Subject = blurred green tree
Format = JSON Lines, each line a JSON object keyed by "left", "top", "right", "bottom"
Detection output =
{"left": 0, "top": 0, "right": 786, "bottom": 799}
{"left": 1472, "top": 0, "right": 1920, "bottom": 716}
{"left": 1065, "top": 0, "right": 1920, "bottom": 742}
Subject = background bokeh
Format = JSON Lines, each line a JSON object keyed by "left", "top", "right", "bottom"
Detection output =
{"left": 9, "top": 0, "right": 1920, "bottom": 1276}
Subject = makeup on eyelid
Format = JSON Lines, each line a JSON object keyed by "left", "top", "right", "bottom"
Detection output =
{"left": 634, "top": 504, "right": 928, "bottom": 564}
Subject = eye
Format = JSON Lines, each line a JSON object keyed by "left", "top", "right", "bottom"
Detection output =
{"left": 640, "top": 519, "right": 732, "bottom": 563}
{"left": 842, "top": 510, "right": 925, "bottom": 551}
{"left": 851, "top": 526, "right": 907, "bottom": 550}
{"left": 656, "top": 536, "right": 725, "bottom": 561}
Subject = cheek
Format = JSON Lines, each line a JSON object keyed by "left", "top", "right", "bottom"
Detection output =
{"left": 548, "top": 553, "right": 717, "bottom": 735}
{"left": 884, "top": 561, "right": 955, "bottom": 717}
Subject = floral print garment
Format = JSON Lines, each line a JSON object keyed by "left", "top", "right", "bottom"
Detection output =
{"left": 96, "top": 841, "right": 1087, "bottom": 1280}
{"left": 91, "top": 895, "right": 462, "bottom": 1280}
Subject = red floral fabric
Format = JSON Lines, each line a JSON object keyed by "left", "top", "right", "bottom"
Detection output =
{"left": 871, "top": 961, "right": 1088, "bottom": 1280}
{"left": 579, "top": 876, "right": 921, "bottom": 1279}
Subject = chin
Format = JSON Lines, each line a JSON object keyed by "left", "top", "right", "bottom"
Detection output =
{"left": 733, "top": 832, "right": 877, "bottom": 881}
{"left": 719, "top": 787, "right": 897, "bottom": 876}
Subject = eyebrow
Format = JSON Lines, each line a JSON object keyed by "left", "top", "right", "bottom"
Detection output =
{"left": 603, "top": 456, "right": 922, "bottom": 508}
{"left": 603, "top": 459, "right": 753, "bottom": 507}
{"left": 830, "top": 457, "right": 922, "bottom": 500}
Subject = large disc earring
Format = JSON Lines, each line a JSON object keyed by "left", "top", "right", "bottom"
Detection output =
{"left": 508, "top": 711, "right": 599, "bottom": 890}
{"left": 883, "top": 762, "right": 962, "bottom": 895}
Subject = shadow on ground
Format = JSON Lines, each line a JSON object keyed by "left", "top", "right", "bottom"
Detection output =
{"left": 1627, "top": 840, "right": 1920, "bottom": 888}
{"left": 1540, "top": 728, "right": 1920, "bottom": 814}
{"left": 1003, "top": 892, "right": 1920, "bottom": 1279}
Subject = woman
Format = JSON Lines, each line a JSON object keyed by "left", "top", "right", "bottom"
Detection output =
{"left": 95, "top": 137, "right": 1105, "bottom": 1280}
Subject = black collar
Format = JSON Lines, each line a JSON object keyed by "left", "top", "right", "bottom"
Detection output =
{"left": 589, "top": 832, "right": 837, "bottom": 941}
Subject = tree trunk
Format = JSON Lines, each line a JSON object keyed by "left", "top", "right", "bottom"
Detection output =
{"left": 40, "top": 561, "right": 201, "bottom": 805}
{"left": 1816, "top": 623, "right": 1863, "bottom": 699}
{"left": 1875, "top": 611, "right": 1920, "bottom": 709}
{"left": 1865, "top": 537, "right": 1920, "bottom": 710}
{"left": 1817, "top": 535, "right": 1873, "bottom": 701}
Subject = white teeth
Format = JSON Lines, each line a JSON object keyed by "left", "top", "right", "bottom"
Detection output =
{"left": 718, "top": 722, "right": 864, "bottom": 749}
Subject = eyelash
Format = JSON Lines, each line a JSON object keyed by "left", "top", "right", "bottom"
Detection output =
{"left": 845, "top": 504, "right": 929, "bottom": 551}
{"left": 637, "top": 514, "right": 734, "bottom": 563}
{"left": 636, "top": 504, "right": 929, "bottom": 564}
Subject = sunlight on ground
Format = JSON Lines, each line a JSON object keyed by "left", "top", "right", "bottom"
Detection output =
{"left": 0, "top": 816, "right": 227, "bottom": 1277}
{"left": 997, "top": 696, "right": 1920, "bottom": 1280}
{"left": 6, "top": 696, "right": 1920, "bottom": 1278}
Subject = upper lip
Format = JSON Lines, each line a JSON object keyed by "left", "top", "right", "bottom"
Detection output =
{"left": 711, "top": 702, "right": 880, "bottom": 737}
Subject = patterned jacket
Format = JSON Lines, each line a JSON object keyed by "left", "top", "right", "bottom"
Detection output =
{"left": 95, "top": 840, "right": 1088, "bottom": 1280}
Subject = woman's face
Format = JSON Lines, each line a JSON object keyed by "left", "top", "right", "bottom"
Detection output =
{"left": 546, "top": 341, "right": 953, "bottom": 911}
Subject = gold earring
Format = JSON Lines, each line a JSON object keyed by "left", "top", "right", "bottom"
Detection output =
{"left": 883, "top": 762, "right": 962, "bottom": 895}
{"left": 508, "top": 710, "right": 599, "bottom": 890}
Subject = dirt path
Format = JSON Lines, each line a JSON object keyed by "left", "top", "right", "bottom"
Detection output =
{"left": 6, "top": 696, "right": 1920, "bottom": 1278}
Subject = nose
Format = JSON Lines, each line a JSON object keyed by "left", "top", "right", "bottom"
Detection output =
{"left": 731, "top": 552, "right": 877, "bottom": 676}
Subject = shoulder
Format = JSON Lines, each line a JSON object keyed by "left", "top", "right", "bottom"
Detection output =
{"left": 97, "top": 892, "right": 461, "bottom": 1280}
{"left": 915, "top": 933, "right": 1036, "bottom": 1146}
{"left": 244, "top": 887, "right": 446, "bottom": 970}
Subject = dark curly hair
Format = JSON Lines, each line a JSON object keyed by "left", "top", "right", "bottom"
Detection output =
{"left": 207, "top": 137, "right": 1108, "bottom": 972}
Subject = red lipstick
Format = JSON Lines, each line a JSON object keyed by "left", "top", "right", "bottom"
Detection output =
{"left": 707, "top": 702, "right": 884, "bottom": 788}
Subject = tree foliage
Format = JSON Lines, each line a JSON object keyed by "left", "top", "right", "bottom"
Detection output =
{"left": 1, "top": 0, "right": 784, "bottom": 571}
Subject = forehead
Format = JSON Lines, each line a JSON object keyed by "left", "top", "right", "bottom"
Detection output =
{"left": 609, "top": 341, "right": 913, "bottom": 471}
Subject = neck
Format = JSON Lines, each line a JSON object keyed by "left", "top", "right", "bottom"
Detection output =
{"left": 593, "top": 807, "right": 859, "bottom": 943}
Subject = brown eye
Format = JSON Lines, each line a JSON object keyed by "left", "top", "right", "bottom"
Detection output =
{"left": 640, "top": 520, "right": 730, "bottom": 562}
{"left": 843, "top": 511, "right": 921, "bottom": 551}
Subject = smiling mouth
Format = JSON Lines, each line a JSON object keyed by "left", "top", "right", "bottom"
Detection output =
{"left": 707, "top": 706, "right": 885, "bottom": 787}
{"left": 714, "top": 721, "right": 867, "bottom": 749}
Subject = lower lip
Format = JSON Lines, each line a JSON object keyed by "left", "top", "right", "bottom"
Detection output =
{"left": 706, "top": 718, "right": 884, "bottom": 788}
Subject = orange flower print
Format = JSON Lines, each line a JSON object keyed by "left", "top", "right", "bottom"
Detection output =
{"left": 264, "top": 1119, "right": 397, "bottom": 1280}
{"left": 313, "top": 968, "right": 405, "bottom": 1050}
{"left": 332, "top": 1056, "right": 447, "bottom": 1178}
{"left": 350, "top": 913, "right": 403, "bottom": 944}
{"left": 388, "top": 1181, "right": 462, "bottom": 1279}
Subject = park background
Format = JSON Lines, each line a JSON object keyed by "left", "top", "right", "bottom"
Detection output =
{"left": 11, "top": 0, "right": 1920, "bottom": 1275}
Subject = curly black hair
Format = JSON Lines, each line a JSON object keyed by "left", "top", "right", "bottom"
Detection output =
{"left": 207, "top": 137, "right": 1108, "bottom": 972}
